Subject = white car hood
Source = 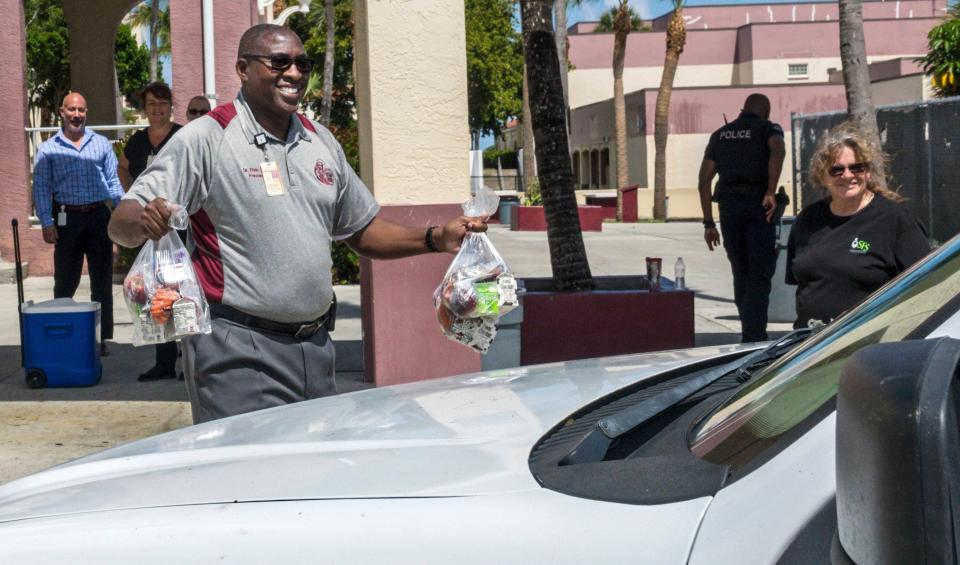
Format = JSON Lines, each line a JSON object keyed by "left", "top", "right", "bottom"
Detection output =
{"left": 0, "top": 345, "right": 746, "bottom": 523}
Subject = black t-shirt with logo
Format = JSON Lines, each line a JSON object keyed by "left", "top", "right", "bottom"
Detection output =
{"left": 704, "top": 111, "right": 784, "bottom": 199}
{"left": 786, "top": 195, "right": 930, "bottom": 328}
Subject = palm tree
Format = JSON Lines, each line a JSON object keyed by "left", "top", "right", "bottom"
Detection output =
{"left": 520, "top": 0, "right": 594, "bottom": 291}
{"left": 522, "top": 62, "right": 537, "bottom": 192}
{"left": 554, "top": 1, "right": 570, "bottom": 114}
{"left": 653, "top": 0, "right": 686, "bottom": 220}
{"left": 596, "top": 4, "right": 643, "bottom": 220}
{"left": 838, "top": 0, "right": 887, "bottom": 187}
{"left": 127, "top": 1, "right": 170, "bottom": 83}
{"left": 320, "top": 0, "right": 335, "bottom": 125}
{"left": 916, "top": 5, "right": 960, "bottom": 98}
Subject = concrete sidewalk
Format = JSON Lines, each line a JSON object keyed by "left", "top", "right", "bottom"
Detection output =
{"left": 0, "top": 221, "right": 792, "bottom": 483}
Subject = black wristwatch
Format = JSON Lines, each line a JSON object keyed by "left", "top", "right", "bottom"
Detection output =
{"left": 703, "top": 220, "right": 716, "bottom": 229}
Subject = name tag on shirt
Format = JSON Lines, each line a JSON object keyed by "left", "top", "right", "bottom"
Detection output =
{"left": 260, "top": 161, "right": 286, "bottom": 197}
{"left": 57, "top": 206, "right": 66, "bottom": 227}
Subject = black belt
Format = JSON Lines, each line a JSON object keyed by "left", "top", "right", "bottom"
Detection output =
{"left": 210, "top": 303, "right": 332, "bottom": 340}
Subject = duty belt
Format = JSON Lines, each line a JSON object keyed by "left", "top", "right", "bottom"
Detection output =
{"left": 209, "top": 303, "right": 332, "bottom": 340}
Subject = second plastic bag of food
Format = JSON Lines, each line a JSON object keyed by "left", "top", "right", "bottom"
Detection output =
{"left": 434, "top": 188, "right": 518, "bottom": 353}
{"left": 122, "top": 203, "right": 212, "bottom": 346}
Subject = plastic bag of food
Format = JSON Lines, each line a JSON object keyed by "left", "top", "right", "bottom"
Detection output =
{"left": 122, "top": 203, "right": 212, "bottom": 346}
{"left": 434, "top": 188, "right": 518, "bottom": 353}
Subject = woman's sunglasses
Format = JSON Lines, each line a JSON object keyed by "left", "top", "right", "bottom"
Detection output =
{"left": 828, "top": 163, "right": 868, "bottom": 177}
{"left": 242, "top": 53, "right": 314, "bottom": 74}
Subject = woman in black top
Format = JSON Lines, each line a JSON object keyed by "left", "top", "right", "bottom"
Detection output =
{"left": 786, "top": 122, "right": 929, "bottom": 328}
{"left": 118, "top": 83, "right": 183, "bottom": 382}
{"left": 118, "top": 83, "right": 181, "bottom": 190}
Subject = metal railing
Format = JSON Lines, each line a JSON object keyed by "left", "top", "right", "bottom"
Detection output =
{"left": 470, "top": 174, "right": 525, "bottom": 193}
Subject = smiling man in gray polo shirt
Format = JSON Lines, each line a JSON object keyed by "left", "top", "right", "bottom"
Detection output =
{"left": 109, "top": 24, "right": 486, "bottom": 423}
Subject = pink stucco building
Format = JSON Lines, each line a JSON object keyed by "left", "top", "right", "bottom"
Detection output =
{"left": 563, "top": 0, "right": 946, "bottom": 216}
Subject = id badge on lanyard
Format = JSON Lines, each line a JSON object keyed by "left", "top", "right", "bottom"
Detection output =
{"left": 256, "top": 133, "right": 286, "bottom": 197}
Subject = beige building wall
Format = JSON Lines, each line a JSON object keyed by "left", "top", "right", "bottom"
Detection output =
{"left": 353, "top": 2, "right": 469, "bottom": 204}
{"left": 569, "top": 65, "right": 736, "bottom": 109}
{"left": 870, "top": 75, "right": 933, "bottom": 105}
{"left": 625, "top": 131, "right": 797, "bottom": 219}
{"left": 748, "top": 55, "right": 913, "bottom": 84}
{"left": 749, "top": 57, "right": 843, "bottom": 83}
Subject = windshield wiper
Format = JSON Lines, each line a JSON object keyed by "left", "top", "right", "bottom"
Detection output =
{"left": 559, "top": 328, "right": 816, "bottom": 466}
{"left": 735, "top": 327, "right": 816, "bottom": 384}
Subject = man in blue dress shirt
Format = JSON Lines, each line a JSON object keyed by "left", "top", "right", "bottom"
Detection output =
{"left": 32, "top": 92, "right": 124, "bottom": 355}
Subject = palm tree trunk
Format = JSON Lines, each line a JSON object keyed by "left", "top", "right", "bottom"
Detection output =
{"left": 522, "top": 63, "right": 537, "bottom": 192}
{"left": 521, "top": 0, "right": 594, "bottom": 292}
{"left": 839, "top": 0, "right": 886, "bottom": 186}
{"left": 554, "top": 0, "right": 570, "bottom": 126}
{"left": 320, "top": 0, "right": 335, "bottom": 126}
{"left": 653, "top": 10, "right": 685, "bottom": 220}
{"left": 612, "top": 2, "right": 630, "bottom": 221}
{"left": 149, "top": 0, "right": 159, "bottom": 82}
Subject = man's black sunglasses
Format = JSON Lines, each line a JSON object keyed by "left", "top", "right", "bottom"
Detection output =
{"left": 242, "top": 53, "right": 314, "bottom": 73}
{"left": 187, "top": 108, "right": 209, "bottom": 116}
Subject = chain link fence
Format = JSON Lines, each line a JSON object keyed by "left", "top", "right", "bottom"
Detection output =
{"left": 791, "top": 96, "right": 960, "bottom": 245}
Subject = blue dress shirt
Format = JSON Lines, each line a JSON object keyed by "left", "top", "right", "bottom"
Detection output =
{"left": 32, "top": 129, "right": 124, "bottom": 228}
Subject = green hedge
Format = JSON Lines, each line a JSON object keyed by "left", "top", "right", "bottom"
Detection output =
{"left": 482, "top": 148, "right": 518, "bottom": 169}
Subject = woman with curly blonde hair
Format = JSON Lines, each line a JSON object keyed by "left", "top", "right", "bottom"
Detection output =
{"left": 785, "top": 121, "right": 929, "bottom": 328}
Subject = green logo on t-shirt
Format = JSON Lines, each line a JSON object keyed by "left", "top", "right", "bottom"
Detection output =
{"left": 850, "top": 237, "right": 871, "bottom": 253}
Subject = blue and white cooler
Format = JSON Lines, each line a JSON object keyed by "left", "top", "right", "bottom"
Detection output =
{"left": 21, "top": 298, "right": 102, "bottom": 388}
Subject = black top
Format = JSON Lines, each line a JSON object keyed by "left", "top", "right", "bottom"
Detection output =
{"left": 123, "top": 123, "right": 181, "bottom": 181}
{"left": 704, "top": 111, "right": 784, "bottom": 200}
{"left": 786, "top": 195, "right": 930, "bottom": 328}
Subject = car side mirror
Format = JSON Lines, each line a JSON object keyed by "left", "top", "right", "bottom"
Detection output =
{"left": 832, "top": 338, "right": 960, "bottom": 565}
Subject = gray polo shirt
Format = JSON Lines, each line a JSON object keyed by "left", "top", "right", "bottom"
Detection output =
{"left": 125, "top": 93, "right": 379, "bottom": 323}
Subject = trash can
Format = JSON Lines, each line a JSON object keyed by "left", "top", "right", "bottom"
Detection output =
{"left": 498, "top": 195, "right": 520, "bottom": 229}
{"left": 768, "top": 216, "right": 797, "bottom": 324}
{"left": 21, "top": 298, "right": 102, "bottom": 388}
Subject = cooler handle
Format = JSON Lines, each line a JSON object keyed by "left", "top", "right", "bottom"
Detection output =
{"left": 43, "top": 324, "right": 73, "bottom": 339}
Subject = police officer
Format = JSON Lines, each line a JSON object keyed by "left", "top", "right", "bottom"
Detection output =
{"left": 697, "top": 93, "right": 786, "bottom": 342}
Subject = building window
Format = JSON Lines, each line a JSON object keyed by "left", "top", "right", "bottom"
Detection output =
{"left": 788, "top": 63, "right": 809, "bottom": 78}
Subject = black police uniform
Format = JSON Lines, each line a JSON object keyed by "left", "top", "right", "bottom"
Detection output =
{"left": 704, "top": 111, "right": 784, "bottom": 342}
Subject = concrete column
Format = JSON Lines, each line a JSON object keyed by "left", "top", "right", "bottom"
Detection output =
{"left": 0, "top": 0, "right": 45, "bottom": 271}
{"left": 61, "top": 0, "right": 131, "bottom": 129}
{"left": 353, "top": 1, "right": 479, "bottom": 385}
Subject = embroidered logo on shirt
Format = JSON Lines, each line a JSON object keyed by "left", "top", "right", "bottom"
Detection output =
{"left": 314, "top": 160, "right": 335, "bottom": 185}
{"left": 850, "top": 237, "right": 871, "bottom": 254}
{"left": 242, "top": 167, "right": 263, "bottom": 179}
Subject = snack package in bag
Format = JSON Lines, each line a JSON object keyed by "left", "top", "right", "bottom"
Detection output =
{"left": 434, "top": 188, "right": 518, "bottom": 353}
{"left": 122, "top": 203, "right": 212, "bottom": 346}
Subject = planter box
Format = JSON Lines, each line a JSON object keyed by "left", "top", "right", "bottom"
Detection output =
{"left": 584, "top": 195, "right": 617, "bottom": 221}
{"left": 520, "top": 275, "right": 694, "bottom": 365}
{"left": 583, "top": 185, "right": 639, "bottom": 223}
{"left": 511, "top": 205, "right": 604, "bottom": 232}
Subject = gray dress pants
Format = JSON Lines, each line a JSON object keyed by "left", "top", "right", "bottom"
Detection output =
{"left": 181, "top": 317, "right": 336, "bottom": 423}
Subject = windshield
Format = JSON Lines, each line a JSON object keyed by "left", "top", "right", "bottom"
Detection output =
{"left": 690, "top": 235, "right": 960, "bottom": 468}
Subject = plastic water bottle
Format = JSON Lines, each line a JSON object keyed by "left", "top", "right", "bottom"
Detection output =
{"left": 675, "top": 257, "right": 686, "bottom": 290}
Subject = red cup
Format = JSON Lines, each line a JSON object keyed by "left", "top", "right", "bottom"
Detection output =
{"left": 646, "top": 257, "right": 662, "bottom": 291}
